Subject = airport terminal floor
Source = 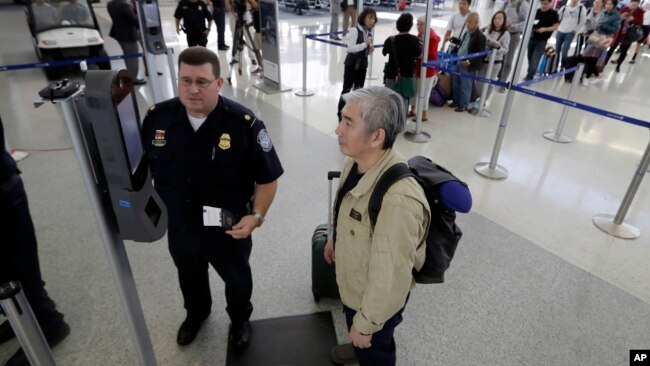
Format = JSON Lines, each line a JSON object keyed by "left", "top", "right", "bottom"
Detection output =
{"left": 1, "top": 0, "right": 650, "bottom": 365}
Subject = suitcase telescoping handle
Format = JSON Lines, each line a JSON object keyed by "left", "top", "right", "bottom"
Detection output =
{"left": 327, "top": 171, "right": 341, "bottom": 235}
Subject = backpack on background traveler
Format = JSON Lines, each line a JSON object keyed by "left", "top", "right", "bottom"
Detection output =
{"left": 368, "top": 156, "right": 472, "bottom": 284}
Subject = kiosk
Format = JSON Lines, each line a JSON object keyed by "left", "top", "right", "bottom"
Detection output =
{"left": 32, "top": 70, "right": 168, "bottom": 365}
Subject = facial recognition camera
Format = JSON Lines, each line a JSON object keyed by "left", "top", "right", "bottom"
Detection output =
{"left": 135, "top": 0, "right": 166, "bottom": 55}
{"left": 84, "top": 69, "right": 168, "bottom": 242}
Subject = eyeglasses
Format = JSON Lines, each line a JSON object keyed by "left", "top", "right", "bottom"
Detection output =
{"left": 179, "top": 77, "right": 216, "bottom": 89}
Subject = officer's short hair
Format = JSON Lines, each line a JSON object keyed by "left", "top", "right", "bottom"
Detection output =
{"left": 178, "top": 47, "right": 221, "bottom": 78}
{"left": 396, "top": 13, "right": 414, "bottom": 32}
{"left": 342, "top": 86, "right": 405, "bottom": 150}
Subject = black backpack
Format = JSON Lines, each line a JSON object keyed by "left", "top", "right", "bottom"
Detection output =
{"left": 368, "top": 156, "right": 470, "bottom": 284}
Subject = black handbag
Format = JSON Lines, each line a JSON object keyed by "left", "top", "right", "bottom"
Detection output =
{"left": 624, "top": 25, "right": 644, "bottom": 43}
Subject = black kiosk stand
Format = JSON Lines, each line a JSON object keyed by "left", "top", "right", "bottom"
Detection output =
{"left": 32, "top": 70, "right": 168, "bottom": 365}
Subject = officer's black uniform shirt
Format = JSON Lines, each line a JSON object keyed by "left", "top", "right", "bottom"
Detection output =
{"left": 174, "top": 0, "right": 213, "bottom": 34}
{"left": 141, "top": 96, "right": 284, "bottom": 230}
{"left": 0, "top": 117, "right": 19, "bottom": 185}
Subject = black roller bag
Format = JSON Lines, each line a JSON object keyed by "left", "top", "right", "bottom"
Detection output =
{"left": 311, "top": 171, "right": 341, "bottom": 302}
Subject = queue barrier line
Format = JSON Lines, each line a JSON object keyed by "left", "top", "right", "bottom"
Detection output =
{"left": 306, "top": 31, "right": 384, "bottom": 48}
{"left": 0, "top": 53, "right": 144, "bottom": 72}
{"left": 510, "top": 84, "right": 650, "bottom": 129}
{"left": 434, "top": 65, "right": 510, "bottom": 88}
{"left": 516, "top": 66, "right": 578, "bottom": 88}
{"left": 424, "top": 50, "right": 492, "bottom": 67}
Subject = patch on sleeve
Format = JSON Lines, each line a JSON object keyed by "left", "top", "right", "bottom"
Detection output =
{"left": 257, "top": 129, "right": 273, "bottom": 152}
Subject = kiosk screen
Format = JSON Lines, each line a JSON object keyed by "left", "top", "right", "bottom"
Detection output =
{"left": 116, "top": 93, "right": 144, "bottom": 175}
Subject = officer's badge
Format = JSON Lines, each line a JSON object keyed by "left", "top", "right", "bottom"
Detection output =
{"left": 198, "top": 5, "right": 202, "bottom": 11}
{"left": 244, "top": 114, "right": 251, "bottom": 121}
{"left": 149, "top": 105, "right": 155, "bottom": 112}
{"left": 257, "top": 129, "right": 273, "bottom": 152}
{"left": 152, "top": 129, "right": 166, "bottom": 147}
{"left": 218, "top": 133, "right": 231, "bottom": 150}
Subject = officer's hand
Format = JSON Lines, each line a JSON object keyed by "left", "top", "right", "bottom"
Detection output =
{"left": 324, "top": 238, "right": 335, "bottom": 264}
{"left": 225, "top": 215, "right": 258, "bottom": 239}
{"left": 203, "top": 28, "right": 210, "bottom": 36}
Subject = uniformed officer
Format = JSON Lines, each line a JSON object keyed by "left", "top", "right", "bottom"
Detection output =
{"left": 141, "top": 47, "right": 283, "bottom": 351}
{"left": 175, "top": 0, "right": 214, "bottom": 47}
{"left": 0, "top": 116, "right": 70, "bottom": 366}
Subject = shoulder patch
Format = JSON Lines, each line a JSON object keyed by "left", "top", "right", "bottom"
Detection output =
{"left": 257, "top": 129, "right": 273, "bottom": 152}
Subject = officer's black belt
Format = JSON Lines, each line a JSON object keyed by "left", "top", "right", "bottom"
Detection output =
{"left": 0, "top": 173, "right": 20, "bottom": 194}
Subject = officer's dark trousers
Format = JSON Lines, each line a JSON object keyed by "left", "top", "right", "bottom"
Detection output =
{"left": 344, "top": 304, "right": 406, "bottom": 366}
{"left": 187, "top": 32, "right": 208, "bottom": 47}
{"left": 213, "top": 8, "right": 227, "bottom": 48}
{"left": 168, "top": 227, "right": 253, "bottom": 325}
{"left": 0, "top": 176, "right": 64, "bottom": 330}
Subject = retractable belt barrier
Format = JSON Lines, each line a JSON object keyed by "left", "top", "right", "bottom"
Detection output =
{"left": 296, "top": 31, "right": 383, "bottom": 97}
{"left": 0, "top": 53, "right": 144, "bottom": 72}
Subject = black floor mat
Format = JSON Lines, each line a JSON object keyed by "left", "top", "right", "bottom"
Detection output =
{"left": 226, "top": 311, "right": 338, "bottom": 366}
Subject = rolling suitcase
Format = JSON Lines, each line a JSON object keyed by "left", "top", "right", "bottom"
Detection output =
{"left": 311, "top": 171, "right": 341, "bottom": 302}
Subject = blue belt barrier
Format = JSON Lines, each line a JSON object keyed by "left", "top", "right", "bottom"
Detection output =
{"left": 307, "top": 32, "right": 383, "bottom": 48}
{"left": 435, "top": 65, "right": 510, "bottom": 88}
{"left": 0, "top": 53, "right": 144, "bottom": 72}
{"left": 425, "top": 50, "right": 492, "bottom": 66}
{"left": 516, "top": 66, "right": 578, "bottom": 88}
{"left": 511, "top": 85, "right": 650, "bottom": 129}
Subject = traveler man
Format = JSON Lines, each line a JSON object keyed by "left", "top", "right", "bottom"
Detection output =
{"left": 451, "top": 12, "right": 487, "bottom": 112}
{"left": 107, "top": 0, "right": 147, "bottom": 85}
{"left": 141, "top": 47, "right": 283, "bottom": 351}
{"left": 525, "top": 0, "right": 559, "bottom": 80}
{"left": 497, "top": 0, "right": 530, "bottom": 91}
{"left": 556, "top": 0, "right": 587, "bottom": 69}
{"left": 0, "top": 116, "right": 70, "bottom": 366}
{"left": 325, "top": 86, "right": 430, "bottom": 366}
{"left": 175, "top": 0, "right": 213, "bottom": 47}
{"left": 443, "top": 0, "right": 471, "bottom": 54}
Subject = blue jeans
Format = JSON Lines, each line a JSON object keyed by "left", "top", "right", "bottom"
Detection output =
{"left": 555, "top": 31, "right": 576, "bottom": 69}
{"left": 452, "top": 63, "right": 475, "bottom": 109}
{"left": 526, "top": 39, "right": 548, "bottom": 80}
{"left": 344, "top": 304, "right": 406, "bottom": 366}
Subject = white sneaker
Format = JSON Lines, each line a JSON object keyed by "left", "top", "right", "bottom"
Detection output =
{"left": 581, "top": 78, "right": 590, "bottom": 86}
{"left": 589, "top": 77, "right": 603, "bottom": 84}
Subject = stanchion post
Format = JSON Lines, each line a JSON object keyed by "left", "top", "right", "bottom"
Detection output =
{"left": 543, "top": 63, "right": 584, "bottom": 143}
{"left": 593, "top": 136, "right": 650, "bottom": 239}
{"left": 474, "top": 0, "right": 540, "bottom": 180}
{"left": 404, "top": 0, "right": 433, "bottom": 143}
{"left": 0, "top": 282, "right": 57, "bottom": 366}
{"left": 367, "top": 52, "right": 377, "bottom": 80}
{"left": 295, "top": 34, "right": 314, "bottom": 97}
{"left": 474, "top": 50, "right": 496, "bottom": 118}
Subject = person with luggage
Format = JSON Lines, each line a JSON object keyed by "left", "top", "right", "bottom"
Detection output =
{"left": 496, "top": 0, "right": 530, "bottom": 91}
{"left": 524, "top": 0, "right": 560, "bottom": 81}
{"left": 629, "top": 0, "right": 650, "bottom": 62}
{"left": 450, "top": 12, "right": 487, "bottom": 112}
{"left": 0, "top": 116, "right": 70, "bottom": 366}
{"left": 580, "top": 0, "right": 620, "bottom": 84}
{"left": 141, "top": 47, "right": 283, "bottom": 351}
{"left": 605, "top": 0, "right": 644, "bottom": 71}
{"left": 174, "top": 0, "right": 213, "bottom": 47}
{"left": 324, "top": 85, "right": 430, "bottom": 366}
{"left": 409, "top": 15, "right": 440, "bottom": 122}
{"left": 337, "top": 8, "right": 377, "bottom": 121}
{"left": 480, "top": 11, "right": 510, "bottom": 103}
{"left": 555, "top": 0, "right": 587, "bottom": 69}
{"left": 382, "top": 13, "right": 421, "bottom": 114}
{"left": 443, "top": 0, "right": 471, "bottom": 54}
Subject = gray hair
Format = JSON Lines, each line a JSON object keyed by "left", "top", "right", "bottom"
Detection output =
{"left": 342, "top": 86, "right": 405, "bottom": 149}
{"left": 417, "top": 15, "right": 428, "bottom": 25}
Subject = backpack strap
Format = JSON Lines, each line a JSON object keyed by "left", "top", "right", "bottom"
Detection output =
{"left": 368, "top": 163, "right": 413, "bottom": 228}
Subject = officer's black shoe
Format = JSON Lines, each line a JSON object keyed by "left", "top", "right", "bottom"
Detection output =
{"left": 229, "top": 320, "right": 251, "bottom": 353}
{"left": 218, "top": 45, "right": 230, "bottom": 50}
{"left": 134, "top": 78, "right": 147, "bottom": 85}
{"left": 0, "top": 321, "right": 15, "bottom": 344}
{"left": 5, "top": 321, "right": 70, "bottom": 366}
{"left": 176, "top": 315, "right": 208, "bottom": 346}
